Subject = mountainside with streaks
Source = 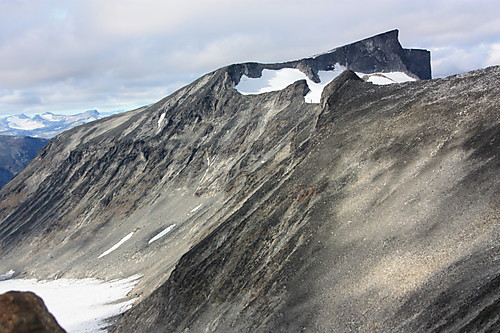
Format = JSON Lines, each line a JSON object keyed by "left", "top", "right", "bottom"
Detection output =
{"left": 0, "top": 30, "right": 498, "bottom": 332}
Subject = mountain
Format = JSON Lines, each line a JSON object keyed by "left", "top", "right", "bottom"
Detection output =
{"left": 0, "top": 110, "right": 104, "bottom": 188}
{"left": 0, "top": 30, "right": 498, "bottom": 332}
{"left": 0, "top": 110, "right": 103, "bottom": 138}
{"left": 0, "top": 135, "right": 49, "bottom": 189}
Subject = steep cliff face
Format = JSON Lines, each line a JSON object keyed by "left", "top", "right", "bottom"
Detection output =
{"left": 0, "top": 31, "right": 497, "bottom": 332}
{"left": 229, "top": 29, "right": 430, "bottom": 83}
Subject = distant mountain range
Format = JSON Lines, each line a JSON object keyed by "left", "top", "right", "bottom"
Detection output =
{"left": 0, "top": 110, "right": 104, "bottom": 138}
{"left": 0, "top": 135, "right": 49, "bottom": 188}
{"left": 0, "top": 110, "right": 110, "bottom": 188}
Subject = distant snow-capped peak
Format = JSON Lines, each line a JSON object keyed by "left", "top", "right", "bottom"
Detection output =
{"left": 0, "top": 110, "right": 104, "bottom": 138}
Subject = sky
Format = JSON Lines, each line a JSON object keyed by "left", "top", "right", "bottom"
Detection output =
{"left": 0, "top": 0, "right": 499, "bottom": 116}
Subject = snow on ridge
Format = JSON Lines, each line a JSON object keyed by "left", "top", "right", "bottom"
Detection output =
{"left": 304, "top": 68, "right": 346, "bottom": 103}
{"left": 0, "top": 274, "right": 141, "bottom": 333}
{"left": 40, "top": 112, "right": 64, "bottom": 121}
{"left": 235, "top": 65, "right": 416, "bottom": 103}
{"left": 0, "top": 110, "right": 103, "bottom": 138}
{"left": 148, "top": 224, "right": 176, "bottom": 244}
{"left": 98, "top": 232, "right": 134, "bottom": 258}
{"left": 356, "top": 71, "right": 416, "bottom": 85}
{"left": 234, "top": 64, "right": 346, "bottom": 103}
{"left": 236, "top": 68, "right": 307, "bottom": 95}
{"left": 235, "top": 67, "right": 345, "bottom": 103}
{"left": 7, "top": 115, "right": 45, "bottom": 130}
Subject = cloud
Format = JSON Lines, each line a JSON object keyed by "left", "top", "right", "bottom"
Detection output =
{"left": 0, "top": 90, "right": 41, "bottom": 106}
{"left": 430, "top": 44, "right": 496, "bottom": 77}
{"left": 0, "top": 0, "right": 499, "bottom": 116}
{"left": 487, "top": 43, "right": 500, "bottom": 65}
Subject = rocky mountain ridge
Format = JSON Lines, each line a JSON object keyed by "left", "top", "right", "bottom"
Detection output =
{"left": 0, "top": 31, "right": 498, "bottom": 332}
{"left": 111, "top": 65, "right": 499, "bottom": 332}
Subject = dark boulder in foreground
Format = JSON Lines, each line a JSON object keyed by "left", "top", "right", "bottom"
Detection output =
{"left": 0, "top": 291, "right": 65, "bottom": 333}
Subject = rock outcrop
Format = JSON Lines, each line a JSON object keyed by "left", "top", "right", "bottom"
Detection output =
{"left": 0, "top": 291, "right": 65, "bottom": 333}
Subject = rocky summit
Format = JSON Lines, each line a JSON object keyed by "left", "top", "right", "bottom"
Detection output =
{"left": 0, "top": 30, "right": 498, "bottom": 332}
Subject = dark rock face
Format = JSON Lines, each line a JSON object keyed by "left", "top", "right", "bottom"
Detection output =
{"left": 0, "top": 31, "right": 497, "bottom": 332}
{"left": 0, "top": 135, "right": 49, "bottom": 189}
{"left": 313, "top": 29, "right": 431, "bottom": 79}
{"left": 230, "top": 29, "right": 431, "bottom": 83}
{"left": 0, "top": 291, "right": 66, "bottom": 333}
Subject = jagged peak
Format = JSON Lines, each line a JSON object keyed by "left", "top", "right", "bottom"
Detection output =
{"left": 227, "top": 29, "right": 430, "bottom": 100}
{"left": 317, "top": 29, "right": 401, "bottom": 56}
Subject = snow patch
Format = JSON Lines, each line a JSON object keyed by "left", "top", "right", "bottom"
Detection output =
{"left": 356, "top": 71, "right": 416, "bottom": 85}
{"left": 235, "top": 65, "right": 346, "bottom": 103}
{"left": 98, "top": 232, "right": 134, "bottom": 258}
{"left": 304, "top": 69, "right": 346, "bottom": 103}
{"left": 235, "top": 66, "right": 416, "bottom": 103}
{"left": 236, "top": 68, "right": 308, "bottom": 95}
{"left": 190, "top": 204, "right": 203, "bottom": 213}
{"left": 157, "top": 112, "right": 166, "bottom": 128}
{"left": 0, "top": 275, "right": 140, "bottom": 333}
{"left": 148, "top": 224, "right": 176, "bottom": 244}
{"left": 0, "top": 270, "right": 15, "bottom": 281}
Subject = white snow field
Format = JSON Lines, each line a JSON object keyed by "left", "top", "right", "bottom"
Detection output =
{"left": 0, "top": 273, "right": 140, "bottom": 333}
{"left": 235, "top": 65, "right": 416, "bottom": 102}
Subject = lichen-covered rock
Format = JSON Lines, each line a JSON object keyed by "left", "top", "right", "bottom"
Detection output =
{"left": 0, "top": 291, "right": 65, "bottom": 333}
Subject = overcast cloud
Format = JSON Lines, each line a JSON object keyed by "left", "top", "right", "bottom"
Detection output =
{"left": 1, "top": 0, "right": 499, "bottom": 116}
